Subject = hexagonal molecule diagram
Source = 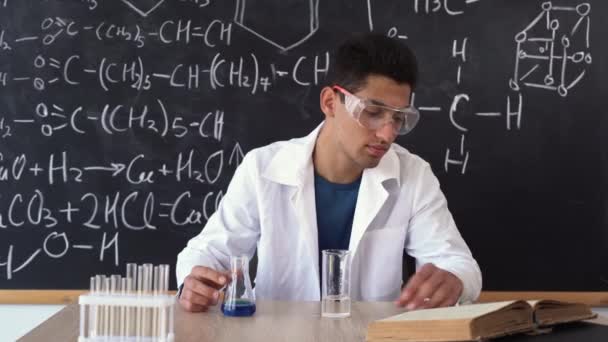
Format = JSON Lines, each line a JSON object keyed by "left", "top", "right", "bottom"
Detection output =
{"left": 509, "top": 2, "right": 591, "bottom": 97}
{"left": 234, "top": 0, "right": 319, "bottom": 51}
{"left": 120, "top": 0, "right": 165, "bottom": 17}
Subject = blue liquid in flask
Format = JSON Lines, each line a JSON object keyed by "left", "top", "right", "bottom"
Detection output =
{"left": 221, "top": 299, "right": 256, "bottom": 317}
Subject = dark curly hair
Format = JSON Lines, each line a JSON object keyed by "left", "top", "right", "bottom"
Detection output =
{"left": 326, "top": 33, "right": 418, "bottom": 93}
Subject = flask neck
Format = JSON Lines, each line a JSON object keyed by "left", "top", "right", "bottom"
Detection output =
{"left": 229, "top": 256, "right": 249, "bottom": 275}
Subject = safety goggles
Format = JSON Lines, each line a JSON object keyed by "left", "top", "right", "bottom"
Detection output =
{"left": 333, "top": 85, "right": 419, "bottom": 135}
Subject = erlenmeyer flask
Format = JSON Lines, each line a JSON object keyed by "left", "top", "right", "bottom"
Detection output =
{"left": 221, "top": 255, "right": 256, "bottom": 317}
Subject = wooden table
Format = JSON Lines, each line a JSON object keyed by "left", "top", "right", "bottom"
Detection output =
{"left": 18, "top": 301, "right": 408, "bottom": 341}
{"left": 18, "top": 301, "right": 608, "bottom": 342}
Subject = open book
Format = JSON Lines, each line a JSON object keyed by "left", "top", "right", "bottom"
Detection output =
{"left": 366, "top": 300, "right": 597, "bottom": 342}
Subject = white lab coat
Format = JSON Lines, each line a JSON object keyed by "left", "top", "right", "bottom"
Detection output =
{"left": 176, "top": 123, "right": 482, "bottom": 302}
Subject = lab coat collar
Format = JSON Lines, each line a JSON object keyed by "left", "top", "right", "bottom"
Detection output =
{"left": 262, "top": 122, "right": 402, "bottom": 188}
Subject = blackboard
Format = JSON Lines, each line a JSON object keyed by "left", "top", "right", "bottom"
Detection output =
{"left": 0, "top": 0, "right": 607, "bottom": 294}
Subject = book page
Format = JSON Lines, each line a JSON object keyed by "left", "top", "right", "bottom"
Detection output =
{"left": 527, "top": 299, "right": 597, "bottom": 325}
{"left": 377, "top": 301, "right": 520, "bottom": 322}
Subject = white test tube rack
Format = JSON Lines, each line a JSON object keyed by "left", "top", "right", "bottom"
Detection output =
{"left": 78, "top": 263, "right": 175, "bottom": 342}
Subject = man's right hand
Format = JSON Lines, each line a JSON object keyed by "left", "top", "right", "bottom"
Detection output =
{"left": 179, "top": 266, "right": 230, "bottom": 312}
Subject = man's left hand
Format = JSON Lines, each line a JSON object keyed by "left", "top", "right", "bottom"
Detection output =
{"left": 396, "top": 263, "right": 463, "bottom": 310}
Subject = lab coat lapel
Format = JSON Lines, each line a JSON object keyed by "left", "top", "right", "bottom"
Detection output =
{"left": 263, "top": 124, "right": 323, "bottom": 287}
{"left": 289, "top": 171, "right": 319, "bottom": 283}
{"left": 349, "top": 149, "right": 400, "bottom": 256}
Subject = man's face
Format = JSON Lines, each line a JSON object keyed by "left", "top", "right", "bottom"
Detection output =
{"left": 331, "top": 74, "right": 412, "bottom": 169}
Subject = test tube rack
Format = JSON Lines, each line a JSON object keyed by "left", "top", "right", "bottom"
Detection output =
{"left": 78, "top": 263, "right": 175, "bottom": 342}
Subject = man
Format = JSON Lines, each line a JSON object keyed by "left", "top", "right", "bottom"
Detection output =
{"left": 176, "top": 33, "right": 482, "bottom": 312}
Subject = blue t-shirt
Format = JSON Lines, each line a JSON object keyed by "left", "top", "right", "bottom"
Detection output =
{"left": 314, "top": 172, "right": 361, "bottom": 278}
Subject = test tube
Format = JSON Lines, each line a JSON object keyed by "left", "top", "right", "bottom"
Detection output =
{"left": 144, "top": 263, "right": 153, "bottom": 293}
{"left": 126, "top": 276, "right": 133, "bottom": 337}
{"left": 92, "top": 275, "right": 102, "bottom": 337}
{"left": 131, "top": 264, "right": 141, "bottom": 338}
{"left": 137, "top": 266, "right": 143, "bottom": 295}
{"left": 126, "top": 263, "right": 137, "bottom": 293}
{"left": 143, "top": 264, "right": 149, "bottom": 337}
{"left": 151, "top": 264, "right": 157, "bottom": 338}
{"left": 108, "top": 276, "right": 115, "bottom": 337}
{"left": 87, "top": 276, "right": 95, "bottom": 338}
{"left": 120, "top": 277, "right": 127, "bottom": 338}
{"left": 137, "top": 265, "right": 143, "bottom": 338}
{"left": 153, "top": 266, "right": 159, "bottom": 295}
{"left": 153, "top": 266, "right": 159, "bottom": 338}
{"left": 147, "top": 263, "right": 154, "bottom": 337}
{"left": 106, "top": 277, "right": 111, "bottom": 337}
{"left": 148, "top": 264, "right": 155, "bottom": 337}
{"left": 161, "top": 264, "right": 170, "bottom": 294}
{"left": 157, "top": 266, "right": 165, "bottom": 294}
{"left": 161, "top": 264, "right": 170, "bottom": 340}
{"left": 113, "top": 275, "right": 122, "bottom": 337}
{"left": 97, "top": 275, "right": 105, "bottom": 337}
{"left": 152, "top": 265, "right": 161, "bottom": 340}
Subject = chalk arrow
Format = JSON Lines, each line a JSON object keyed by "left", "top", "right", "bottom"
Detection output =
{"left": 229, "top": 142, "right": 245, "bottom": 166}
{"left": 83, "top": 163, "right": 126, "bottom": 177}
